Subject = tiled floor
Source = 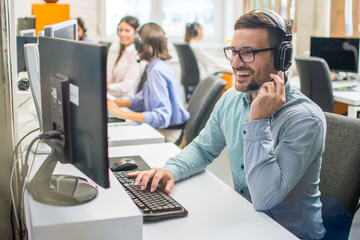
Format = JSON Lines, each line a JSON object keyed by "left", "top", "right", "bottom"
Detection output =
{"left": 207, "top": 148, "right": 360, "bottom": 239}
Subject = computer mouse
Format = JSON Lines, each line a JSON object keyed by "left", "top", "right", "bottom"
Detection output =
{"left": 110, "top": 157, "right": 138, "bottom": 171}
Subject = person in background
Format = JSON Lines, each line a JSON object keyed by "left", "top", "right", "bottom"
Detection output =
{"left": 107, "top": 23, "right": 189, "bottom": 129}
{"left": 128, "top": 10, "right": 326, "bottom": 240}
{"left": 184, "top": 22, "right": 232, "bottom": 80}
{"left": 107, "top": 16, "right": 147, "bottom": 98}
{"left": 76, "top": 17, "right": 95, "bottom": 43}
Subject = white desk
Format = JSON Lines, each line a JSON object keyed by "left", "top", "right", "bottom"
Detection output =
{"left": 107, "top": 122, "right": 164, "bottom": 147}
{"left": 25, "top": 143, "right": 297, "bottom": 240}
{"left": 24, "top": 155, "right": 143, "bottom": 240}
{"left": 290, "top": 76, "right": 360, "bottom": 118}
{"left": 109, "top": 143, "right": 298, "bottom": 240}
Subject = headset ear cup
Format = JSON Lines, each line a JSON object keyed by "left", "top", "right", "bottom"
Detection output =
{"left": 133, "top": 33, "right": 142, "bottom": 53}
{"left": 274, "top": 42, "right": 292, "bottom": 71}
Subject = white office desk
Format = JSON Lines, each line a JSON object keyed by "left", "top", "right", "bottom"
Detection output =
{"left": 290, "top": 76, "right": 360, "bottom": 118}
{"left": 107, "top": 122, "right": 164, "bottom": 147}
{"left": 109, "top": 143, "right": 298, "bottom": 240}
{"left": 24, "top": 155, "right": 143, "bottom": 240}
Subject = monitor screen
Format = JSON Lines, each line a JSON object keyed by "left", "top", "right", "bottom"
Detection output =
{"left": 44, "top": 19, "right": 78, "bottom": 40}
{"left": 16, "top": 36, "right": 38, "bottom": 73}
{"left": 310, "top": 37, "right": 360, "bottom": 73}
{"left": 27, "top": 37, "right": 109, "bottom": 206}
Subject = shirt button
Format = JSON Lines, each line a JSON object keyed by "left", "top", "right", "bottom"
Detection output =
{"left": 240, "top": 189, "right": 244, "bottom": 194}
{"left": 241, "top": 164, "right": 244, "bottom": 170}
{"left": 243, "top": 130, "right": 246, "bottom": 135}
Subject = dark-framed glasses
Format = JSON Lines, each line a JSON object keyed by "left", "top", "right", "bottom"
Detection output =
{"left": 223, "top": 46, "right": 276, "bottom": 63}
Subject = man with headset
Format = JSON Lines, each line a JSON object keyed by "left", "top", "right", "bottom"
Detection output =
{"left": 128, "top": 10, "right": 326, "bottom": 239}
{"left": 76, "top": 17, "right": 95, "bottom": 43}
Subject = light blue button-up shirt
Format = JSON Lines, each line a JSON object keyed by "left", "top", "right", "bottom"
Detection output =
{"left": 163, "top": 82, "right": 326, "bottom": 239}
{"left": 130, "top": 58, "right": 189, "bottom": 129}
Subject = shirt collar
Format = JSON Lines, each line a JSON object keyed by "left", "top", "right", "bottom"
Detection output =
{"left": 147, "top": 58, "right": 161, "bottom": 71}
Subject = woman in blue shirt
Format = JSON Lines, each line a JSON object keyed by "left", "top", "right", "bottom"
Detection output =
{"left": 108, "top": 23, "right": 189, "bottom": 129}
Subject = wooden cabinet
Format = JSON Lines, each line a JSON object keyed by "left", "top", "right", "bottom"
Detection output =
{"left": 32, "top": 4, "right": 70, "bottom": 36}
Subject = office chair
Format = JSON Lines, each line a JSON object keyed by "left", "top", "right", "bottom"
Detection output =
{"left": 295, "top": 56, "right": 334, "bottom": 112}
{"left": 320, "top": 112, "right": 360, "bottom": 240}
{"left": 173, "top": 42, "right": 200, "bottom": 103}
{"left": 175, "top": 75, "right": 226, "bottom": 148}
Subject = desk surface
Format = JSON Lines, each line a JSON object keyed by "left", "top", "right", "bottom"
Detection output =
{"left": 24, "top": 154, "right": 143, "bottom": 240}
{"left": 290, "top": 76, "right": 360, "bottom": 106}
{"left": 25, "top": 143, "right": 297, "bottom": 240}
{"left": 107, "top": 122, "right": 164, "bottom": 147}
{"left": 109, "top": 143, "right": 298, "bottom": 240}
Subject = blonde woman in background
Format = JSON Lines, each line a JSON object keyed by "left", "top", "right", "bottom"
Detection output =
{"left": 185, "top": 22, "right": 231, "bottom": 80}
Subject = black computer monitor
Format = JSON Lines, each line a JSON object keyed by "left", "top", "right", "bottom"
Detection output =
{"left": 310, "top": 37, "right": 360, "bottom": 73}
{"left": 27, "top": 37, "right": 109, "bottom": 206}
{"left": 44, "top": 19, "right": 78, "bottom": 40}
{"left": 16, "top": 36, "right": 37, "bottom": 73}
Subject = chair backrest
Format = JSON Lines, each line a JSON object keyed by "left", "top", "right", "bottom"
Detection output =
{"left": 173, "top": 42, "right": 200, "bottom": 103}
{"left": 177, "top": 75, "right": 226, "bottom": 148}
{"left": 295, "top": 56, "right": 334, "bottom": 112}
{"left": 320, "top": 112, "right": 360, "bottom": 239}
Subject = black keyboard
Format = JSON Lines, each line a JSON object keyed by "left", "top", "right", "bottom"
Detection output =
{"left": 107, "top": 110, "right": 125, "bottom": 123}
{"left": 111, "top": 156, "right": 188, "bottom": 222}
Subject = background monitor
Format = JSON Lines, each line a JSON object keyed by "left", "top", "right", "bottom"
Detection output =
{"left": 16, "top": 36, "right": 37, "bottom": 73}
{"left": 27, "top": 37, "right": 109, "bottom": 206}
{"left": 44, "top": 19, "right": 78, "bottom": 40}
{"left": 310, "top": 37, "right": 360, "bottom": 73}
{"left": 24, "top": 43, "right": 42, "bottom": 129}
{"left": 19, "top": 29, "right": 36, "bottom": 37}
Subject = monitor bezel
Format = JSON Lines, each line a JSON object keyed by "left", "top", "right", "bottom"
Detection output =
{"left": 44, "top": 19, "right": 78, "bottom": 41}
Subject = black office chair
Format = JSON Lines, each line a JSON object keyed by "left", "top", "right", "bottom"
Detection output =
{"left": 320, "top": 112, "right": 360, "bottom": 240}
{"left": 175, "top": 75, "right": 226, "bottom": 148}
{"left": 295, "top": 56, "right": 334, "bottom": 112}
{"left": 173, "top": 42, "right": 200, "bottom": 103}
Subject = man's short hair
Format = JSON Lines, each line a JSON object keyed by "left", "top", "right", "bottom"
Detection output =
{"left": 234, "top": 11, "right": 292, "bottom": 49}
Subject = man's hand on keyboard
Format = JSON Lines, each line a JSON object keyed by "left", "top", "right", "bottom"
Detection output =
{"left": 126, "top": 168, "right": 174, "bottom": 194}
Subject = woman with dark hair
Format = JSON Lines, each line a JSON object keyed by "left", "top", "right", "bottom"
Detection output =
{"left": 108, "top": 23, "right": 189, "bottom": 129}
{"left": 107, "top": 16, "right": 146, "bottom": 98}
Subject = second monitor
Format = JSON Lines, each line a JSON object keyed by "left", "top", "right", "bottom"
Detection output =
{"left": 310, "top": 36, "right": 360, "bottom": 74}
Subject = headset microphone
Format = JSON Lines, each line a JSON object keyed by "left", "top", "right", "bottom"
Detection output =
{"left": 247, "top": 79, "right": 273, "bottom": 91}
{"left": 247, "top": 83, "right": 261, "bottom": 91}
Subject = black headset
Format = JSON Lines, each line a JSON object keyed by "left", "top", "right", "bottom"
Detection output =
{"left": 133, "top": 25, "right": 143, "bottom": 53}
{"left": 187, "top": 22, "right": 199, "bottom": 37}
{"left": 133, "top": 23, "right": 166, "bottom": 54}
{"left": 258, "top": 10, "right": 293, "bottom": 71}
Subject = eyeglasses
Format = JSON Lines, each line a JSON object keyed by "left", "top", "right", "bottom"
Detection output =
{"left": 223, "top": 46, "right": 276, "bottom": 63}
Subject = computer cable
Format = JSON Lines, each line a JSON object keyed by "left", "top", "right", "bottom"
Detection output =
{"left": 19, "top": 130, "right": 61, "bottom": 239}
{"left": 10, "top": 129, "right": 60, "bottom": 240}
{"left": 10, "top": 128, "right": 39, "bottom": 240}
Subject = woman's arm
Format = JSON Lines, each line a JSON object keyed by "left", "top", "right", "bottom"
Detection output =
{"left": 107, "top": 99, "right": 145, "bottom": 122}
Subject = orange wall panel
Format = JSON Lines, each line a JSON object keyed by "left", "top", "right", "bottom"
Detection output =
{"left": 32, "top": 4, "right": 70, "bottom": 36}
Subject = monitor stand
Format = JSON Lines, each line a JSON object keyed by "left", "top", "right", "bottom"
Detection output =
{"left": 30, "top": 140, "right": 52, "bottom": 155}
{"left": 27, "top": 149, "right": 98, "bottom": 206}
